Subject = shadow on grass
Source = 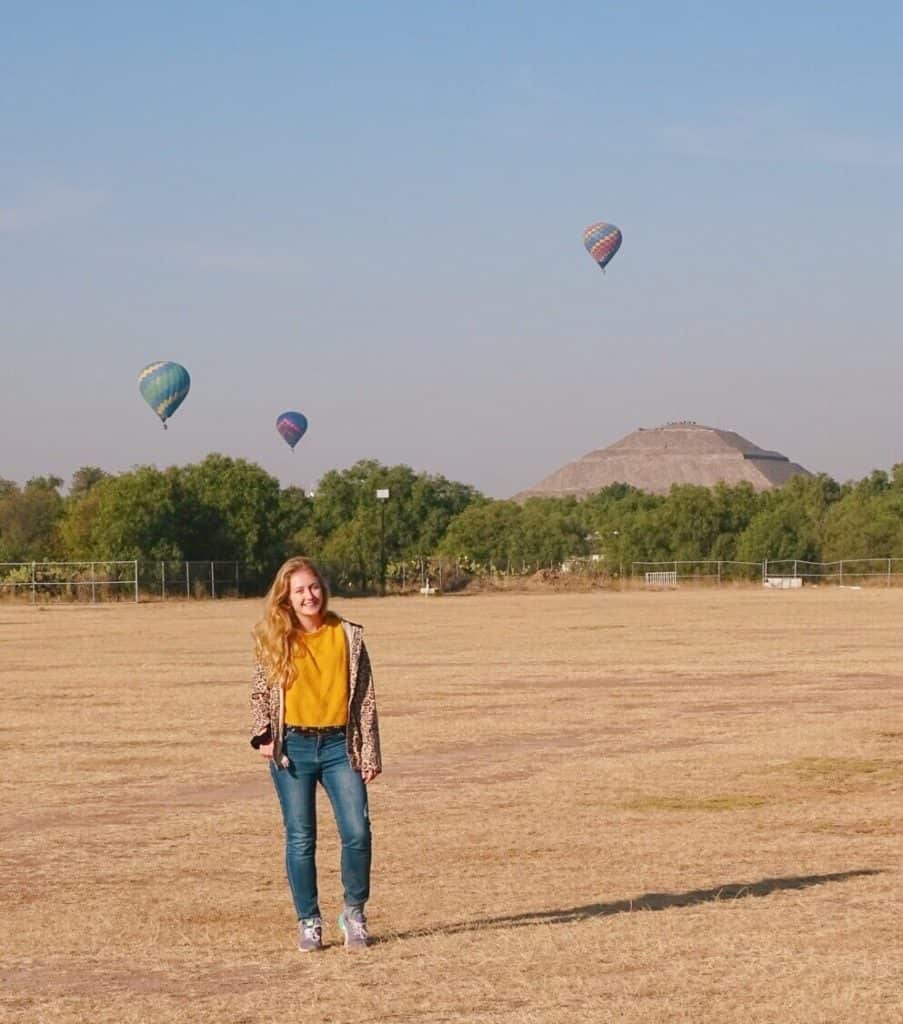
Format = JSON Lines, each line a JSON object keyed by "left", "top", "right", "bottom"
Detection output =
{"left": 379, "top": 869, "right": 881, "bottom": 943}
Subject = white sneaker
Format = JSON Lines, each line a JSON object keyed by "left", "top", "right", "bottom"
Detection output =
{"left": 298, "top": 916, "right": 323, "bottom": 952}
{"left": 337, "top": 906, "right": 369, "bottom": 950}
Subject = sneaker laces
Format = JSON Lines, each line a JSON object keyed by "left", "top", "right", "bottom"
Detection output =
{"left": 301, "top": 917, "right": 322, "bottom": 941}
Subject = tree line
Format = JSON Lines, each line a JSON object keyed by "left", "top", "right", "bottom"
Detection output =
{"left": 1, "top": 455, "right": 901, "bottom": 592}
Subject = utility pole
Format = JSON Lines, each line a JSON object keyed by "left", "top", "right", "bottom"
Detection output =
{"left": 376, "top": 489, "right": 390, "bottom": 596}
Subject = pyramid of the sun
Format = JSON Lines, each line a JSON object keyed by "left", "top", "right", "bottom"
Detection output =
{"left": 515, "top": 422, "right": 812, "bottom": 499}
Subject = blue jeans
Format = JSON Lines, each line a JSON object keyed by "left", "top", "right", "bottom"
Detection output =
{"left": 270, "top": 729, "right": 371, "bottom": 919}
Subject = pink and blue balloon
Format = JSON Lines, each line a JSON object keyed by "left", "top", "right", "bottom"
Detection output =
{"left": 276, "top": 411, "right": 308, "bottom": 451}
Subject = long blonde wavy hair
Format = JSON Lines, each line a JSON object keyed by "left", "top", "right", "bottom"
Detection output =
{"left": 252, "top": 556, "right": 331, "bottom": 689}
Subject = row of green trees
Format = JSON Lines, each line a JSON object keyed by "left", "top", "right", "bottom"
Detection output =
{"left": 436, "top": 470, "right": 903, "bottom": 572}
{"left": 2, "top": 455, "right": 901, "bottom": 592}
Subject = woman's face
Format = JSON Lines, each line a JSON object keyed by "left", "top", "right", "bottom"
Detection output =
{"left": 288, "top": 568, "right": 324, "bottom": 625}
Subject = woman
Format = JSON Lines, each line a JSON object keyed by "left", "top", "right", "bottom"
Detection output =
{"left": 250, "top": 556, "right": 381, "bottom": 952}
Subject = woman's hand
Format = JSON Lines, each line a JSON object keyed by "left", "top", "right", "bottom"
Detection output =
{"left": 258, "top": 740, "right": 275, "bottom": 761}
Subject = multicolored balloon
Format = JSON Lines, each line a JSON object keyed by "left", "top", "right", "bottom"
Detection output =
{"left": 276, "top": 411, "right": 308, "bottom": 451}
{"left": 138, "top": 361, "right": 191, "bottom": 429}
{"left": 583, "top": 222, "right": 622, "bottom": 272}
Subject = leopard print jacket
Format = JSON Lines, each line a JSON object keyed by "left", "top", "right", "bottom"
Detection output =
{"left": 249, "top": 618, "right": 382, "bottom": 776}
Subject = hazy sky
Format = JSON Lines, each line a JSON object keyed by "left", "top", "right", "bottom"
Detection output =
{"left": 3, "top": 1, "right": 901, "bottom": 497}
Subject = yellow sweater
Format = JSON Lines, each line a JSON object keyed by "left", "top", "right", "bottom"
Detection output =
{"left": 284, "top": 615, "right": 349, "bottom": 727}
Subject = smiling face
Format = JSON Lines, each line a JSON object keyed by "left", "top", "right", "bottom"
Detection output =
{"left": 288, "top": 567, "right": 326, "bottom": 630}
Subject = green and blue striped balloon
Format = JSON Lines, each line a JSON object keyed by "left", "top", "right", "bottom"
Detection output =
{"left": 138, "top": 361, "right": 191, "bottom": 428}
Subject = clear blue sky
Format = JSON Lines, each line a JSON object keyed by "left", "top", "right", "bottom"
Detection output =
{"left": 3, "top": 1, "right": 901, "bottom": 496}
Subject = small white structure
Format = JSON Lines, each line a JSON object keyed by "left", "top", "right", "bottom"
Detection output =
{"left": 645, "top": 571, "right": 678, "bottom": 587}
{"left": 764, "top": 576, "right": 803, "bottom": 589}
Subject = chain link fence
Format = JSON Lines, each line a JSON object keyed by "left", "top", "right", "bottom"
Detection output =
{"left": 0, "top": 560, "right": 257, "bottom": 603}
{"left": 3, "top": 554, "right": 903, "bottom": 603}
{"left": 632, "top": 558, "right": 903, "bottom": 588}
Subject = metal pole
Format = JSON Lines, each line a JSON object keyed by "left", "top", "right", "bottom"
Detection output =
{"left": 888, "top": 558, "right": 892, "bottom": 589}
{"left": 186, "top": 561, "right": 190, "bottom": 599}
{"left": 763, "top": 559, "right": 767, "bottom": 584}
{"left": 375, "top": 489, "right": 389, "bottom": 596}
{"left": 91, "top": 561, "right": 96, "bottom": 604}
{"left": 134, "top": 560, "right": 139, "bottom": 603}
{"left": 380, "top": 502, "right": 386, "bottom": 596}
{"left": 840, "top": 560, "right": 844, "bottom": 586}
{"left": 210, "top": 561, "right": 216, "bottom": 599}
{"left": 32, "top": 562, "right": 36, "bottom": 604}
{"left": 235, "top": 561, "right": 240, "bottom": 597}
{"left": 717, "top": 560, "right": 721, "bottom": 585}
{"left": 793, "top": 559, "right": 797, "bottom": 580}
{"left": 161, "top": 560, "right": 166, "bottom": 601}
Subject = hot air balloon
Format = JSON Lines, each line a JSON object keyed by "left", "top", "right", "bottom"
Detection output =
{"left": 583, "top": 222, "right": 622, "bottom": 272}
{"left": 138, "top": 361, "right": 191, "bottom": 429}
{"left": 276, "top": 411, "right": 308, "bottom": 451}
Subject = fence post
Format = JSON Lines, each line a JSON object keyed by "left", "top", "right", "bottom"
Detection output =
{"left": 839, "top": 560, "right": 844, "bottom": 586}
{"left": 888, "top": 558, "right": 892, "bottom": 589}
{"left": 793, "top": 559, "right": 797, "bottom": 580}
{"left": 763, "top": 559, "right": 767, "bottom": 584}
{"left": 186, "top": 561, "right": 190, "bottom": 599}
{"left": 31, "top": 562, "right": 36, "bottom": 604}
{"left": 235, "top": 561, "right": 240, "bottom": 597}
{"left": 210, "top": 561, "right": 216, "bottom": 599}
{"left": 717, "top": 560, "right": 722, "bottom": 585}
{"left": 161, "top": 560, "right": 166, "bottom": 601}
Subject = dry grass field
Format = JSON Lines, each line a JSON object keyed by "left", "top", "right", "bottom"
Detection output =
{"left": 2, "top": 588, "right": 901, "bottom": 1024}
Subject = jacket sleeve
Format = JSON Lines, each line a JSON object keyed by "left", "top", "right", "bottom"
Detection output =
{"left": 353, "top": 640, "right": 382, "bottom": 775}
{"left": 249, "top": 662, "right": 273, "bottom": 748}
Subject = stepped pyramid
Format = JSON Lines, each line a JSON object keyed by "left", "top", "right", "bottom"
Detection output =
{"left": 514, "top": 422, "right": 811, "bottom": 499}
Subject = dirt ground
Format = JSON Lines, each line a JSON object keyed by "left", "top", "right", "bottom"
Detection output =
{"left": 1, "top": 588, "right": 901, "bottom": 1023}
